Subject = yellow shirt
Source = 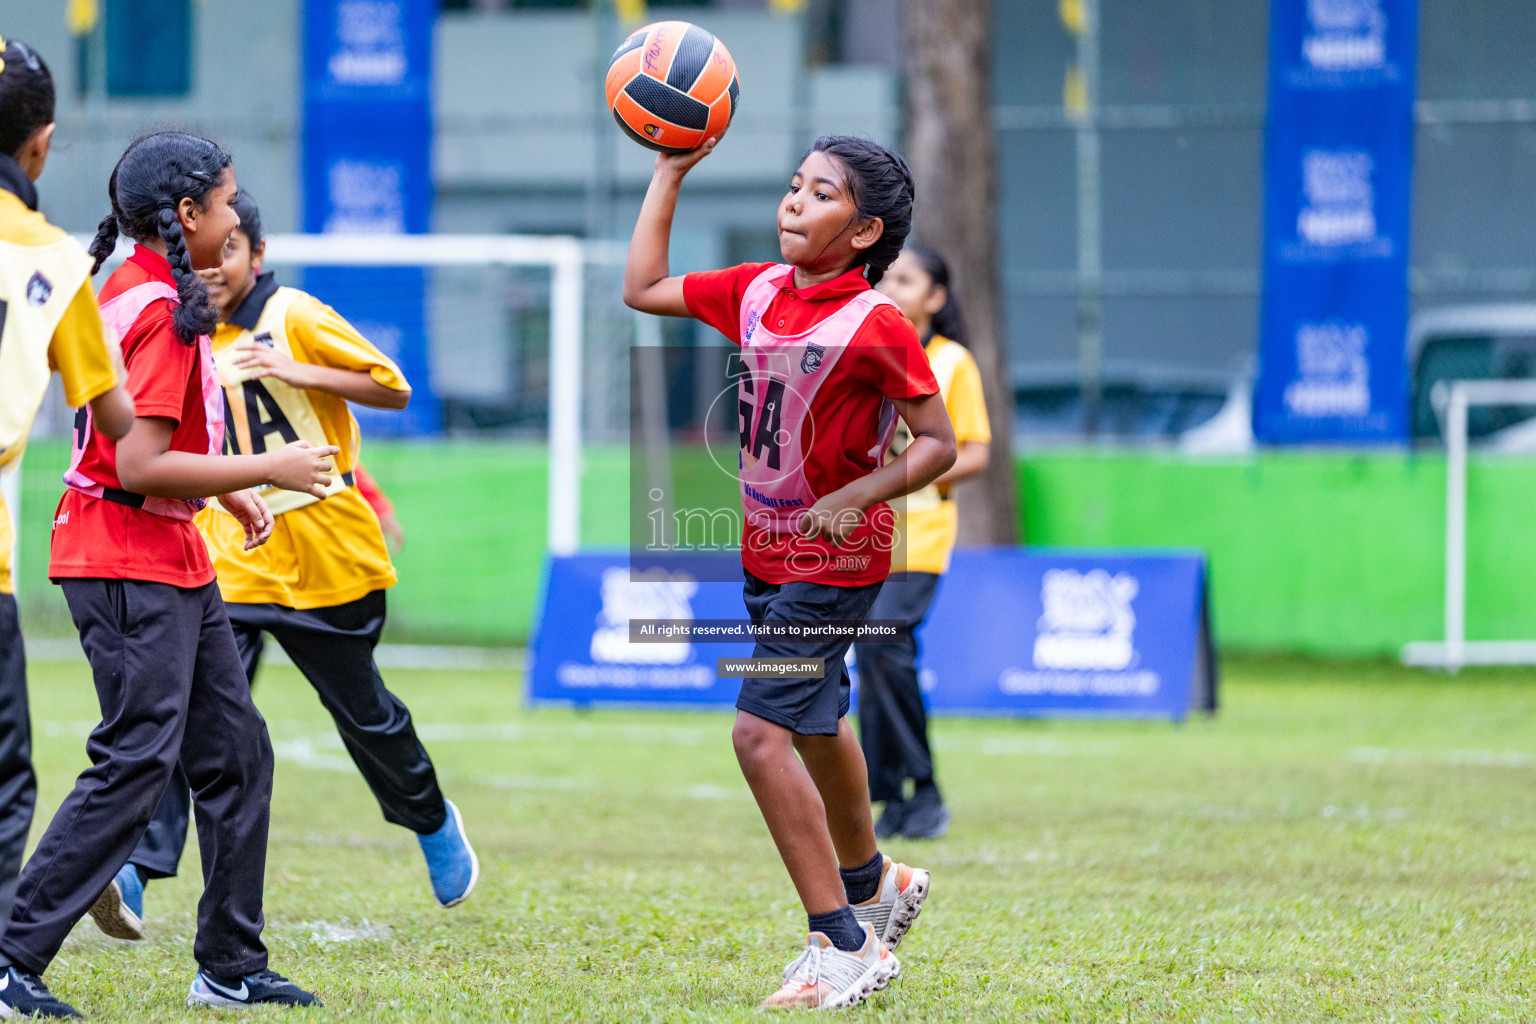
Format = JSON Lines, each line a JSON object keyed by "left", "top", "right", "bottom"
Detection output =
{"left": 198, "top": 282, "right": 409, "bottom": 609}
{"left": 891, "top": 336, "right": 991, "bottom": 576}
{"left": 0, "top": 190, "right": 117, "bottom": 594}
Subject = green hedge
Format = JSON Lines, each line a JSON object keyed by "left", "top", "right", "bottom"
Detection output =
{"left": 15, "top": 441, "right": 1531, "bottom": 654}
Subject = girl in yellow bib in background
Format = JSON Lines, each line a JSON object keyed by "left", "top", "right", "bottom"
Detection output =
{"left": 93, "top": 189, "right": 478, "bottom": 943}
{"left": 855, "top": 245, "right": 991, "bottom": 840}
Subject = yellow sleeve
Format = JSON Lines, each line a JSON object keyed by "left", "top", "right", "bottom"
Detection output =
{"left": 946, "top": 349, "right": 992, "bottom": 444}
{"left": 46, "top": 280, "right": 118, "bottom": 408}
{"left": 285, "top": 293, "right": 411, "bottom": 391}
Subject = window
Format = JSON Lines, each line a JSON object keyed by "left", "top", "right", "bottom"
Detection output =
{"left": 105, "top": 0, "right": 192, "bottom": 97}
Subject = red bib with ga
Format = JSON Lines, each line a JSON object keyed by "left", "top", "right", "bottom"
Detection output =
{"left": 734, "top": 264, "right": 899, "bottom": 535}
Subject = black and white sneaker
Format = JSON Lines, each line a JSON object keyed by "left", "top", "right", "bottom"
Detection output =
{"left": 187, "top": 968, "right": 321, "bottom": 1008}
{"left": 0, "top": 965, "right": 82, "bottom": 1018}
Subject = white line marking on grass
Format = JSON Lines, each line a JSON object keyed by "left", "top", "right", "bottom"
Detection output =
{"left": 1348, "top": 747, "right": 1536, "bottom": 768}
{"left": 272, "top": 738, "right": 355, "bottom": 773}
{"left": 686, "top": 784, "right": 740, "bottom": 801}
{"left": 297, "top": 919, "right": 393, "bottom": 944}
{"left": 39, "top": 720, "right": 95, "bottom": 739}
{"left": 28, "top": 642, "right": 525, "bottom": 669}
{"left": 936, "top": 736, "right": 1117, "bottom": 757}
{"left": 416, "top": 723, "right": 526, "bottom": 742}
{"left": 481, "top": 773, "right": 591, "bottom": 790}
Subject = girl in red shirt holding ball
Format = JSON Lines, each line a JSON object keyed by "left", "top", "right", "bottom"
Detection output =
{"left": 625, "top": 133, "right": 956, "bottom": 1009}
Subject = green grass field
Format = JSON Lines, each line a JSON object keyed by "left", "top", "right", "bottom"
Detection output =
{"left": 15, "top": 654, "right": 1536, "bottom": 1021}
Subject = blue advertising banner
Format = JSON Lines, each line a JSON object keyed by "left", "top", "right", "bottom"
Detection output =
{"left": 302, "top": 0, "right": 439, "bottom": 436}
{"left": 1254, "top": 0, "right": 1418, "bottom": 444}
{"left": 528, "top": 550, "right": 1215, "bottom": 720}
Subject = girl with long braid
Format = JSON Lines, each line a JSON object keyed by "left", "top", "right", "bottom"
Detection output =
{"left": 0, "top": 132, "right": 331, "bottom": 1018}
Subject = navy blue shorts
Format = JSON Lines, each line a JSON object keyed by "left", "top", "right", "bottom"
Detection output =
{"left": 736, "top": 570, "right": 884, "bottom": 736}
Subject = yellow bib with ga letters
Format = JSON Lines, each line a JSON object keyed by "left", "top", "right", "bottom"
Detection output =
{"left": 212, "top": 286, "right": 351, "bottom": 516}
{"left": 0, "top": 237, "right": 93, "bottom": 468}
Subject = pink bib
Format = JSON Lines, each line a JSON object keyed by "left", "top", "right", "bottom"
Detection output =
{"left": 734, "top": 264, "right": 899, "bottom": 534}
{"left": 63, "top": 282, "right": 225, "bottom": 521}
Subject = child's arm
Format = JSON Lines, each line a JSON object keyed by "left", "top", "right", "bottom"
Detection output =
{"left": 623, "top": 139, "right": 718, "bottom": 317}
{"left": 226, "top": 346, "right": 410, "bottom": 409}
{"left": 116, "top": 417, "right": 339, "bottom": 501}
{"left": 798, "top": 391, "right": 957, "bottom": 545}
{"left": 933, "top": 440, "right": 990, "bottom": 488}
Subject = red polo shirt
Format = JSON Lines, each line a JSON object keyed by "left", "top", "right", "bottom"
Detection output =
{"left": 684, "top": 262, "right": 939, "bottom": 586}
{"left": 50, "top": 247, "right": 216, "bottom": 588}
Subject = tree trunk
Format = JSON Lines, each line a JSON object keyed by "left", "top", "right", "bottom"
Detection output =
{"left": 903, "top": 0, "right": 1019, "bottom": 545}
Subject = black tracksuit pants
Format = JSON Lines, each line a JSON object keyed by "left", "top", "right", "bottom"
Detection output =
{"left": 1, "top": 579, "right": 271, "bottom": 977}
{"left": 132, "top": 590, "right": 446, "bottom": 879}
{"left": 853, "top": 572, "right": 941, "bottom": 803}
{"left": 0, "top": 595, "right": 37, "bottom": 946}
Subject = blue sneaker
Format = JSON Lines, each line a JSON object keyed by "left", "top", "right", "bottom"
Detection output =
{"left": 0, "top": 966, "right": 82, "bottom": 1018}
{"left": 417, "top": 799, "right": 478, "bottom": 908}
{"left": 87, "top": 862, "right": 144, "bottom": 940}
{"left": 187, "top": 968, "right": 321, "bottom": 1008}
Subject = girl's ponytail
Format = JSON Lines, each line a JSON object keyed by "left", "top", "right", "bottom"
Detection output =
{"left": 87, "top": 212, "right": 119, "bottom": 275}
{"left": 96, "top": 131, "right": 232, "bottom": 344}
{"left": 156, "top": 204, "right": 217, "bottom": 342}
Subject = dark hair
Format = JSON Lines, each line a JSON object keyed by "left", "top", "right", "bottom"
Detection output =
{"left": 805, "top": 135, "right": 914, "bottom": 285}
{"left": 88, "top": 132, "right": 232, "bottom": 345}
{"left": 230, "top": 187, "right": 263, "bottom": 250}
{"left": 0, "top": 37, "right": 55, "bottom": 159}
{"left": 905, "top": 243, "right": 965, "bottom": 345}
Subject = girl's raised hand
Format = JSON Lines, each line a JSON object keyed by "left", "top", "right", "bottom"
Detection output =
{"left": 655, "top": 136, "right": 718, "bottom": 179}
{"left": 265, "top": 440, "right": 341, "bottom": 498}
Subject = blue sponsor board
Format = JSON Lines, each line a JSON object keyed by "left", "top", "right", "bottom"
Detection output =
{"left": 528, "top": 550, "right": 1215, "bottom": 720}
{"left": 302, "top": 0, "right": 439, "bottom": 435}
{"left": 1254, "top": 0, "right": 1418, "bottom": 444}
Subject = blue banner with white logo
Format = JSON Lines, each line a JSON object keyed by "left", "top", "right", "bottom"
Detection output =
{"left": 302, "top": 0, "right": 439, "bottom": 435}
{"left": 1254, "top": 0, "right": 1418, "bottom": 444}
{"left": 528, "top": 551, "right": 1215, "bottom": 720}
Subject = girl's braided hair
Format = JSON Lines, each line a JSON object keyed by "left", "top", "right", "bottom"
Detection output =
{"left": 88, "top": 131, "right": 232, "bottom": 345}
{"left": 805, "top": 135, "right": 915, "bottom": 285}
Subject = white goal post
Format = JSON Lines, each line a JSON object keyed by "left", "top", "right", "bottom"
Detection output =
{"left": 1401, "top": 378, "right": 1536, "bottom": 671}
{"left": 264, "top": 233, "right": 625, "bottom": 557}
{"left": 6, "top": 233, "right": 624, "bottom": 593}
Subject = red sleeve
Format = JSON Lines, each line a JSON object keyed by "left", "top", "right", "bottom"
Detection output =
{"left": 682, "top": 262, "right": 774, "bottom": 344}
{"left": 121, "top": 303, "right": 197, "bottom": 424}
{"left": 353, "top": 464, "right": 396, "bottom": 518}
{"left": 848, "top": 306, "right": 940, "bottom": 399}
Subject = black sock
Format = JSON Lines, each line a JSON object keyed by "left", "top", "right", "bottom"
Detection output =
{"left": 807, "top": 906, "right": 865, "bottom": 953}
{"left": 839, "top": 851, "right": 884, "bottom": 905}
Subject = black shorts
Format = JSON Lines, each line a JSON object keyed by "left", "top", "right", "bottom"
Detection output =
{"left": 736, "top": 570, "right": 883, "bottom": 736}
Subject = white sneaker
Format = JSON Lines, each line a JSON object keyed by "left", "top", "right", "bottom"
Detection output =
{"left": 760, "top": 923, "right": 899, "bottom": 1010}
{"left": 850, "top": 856, "right": 930, "bottom": 950}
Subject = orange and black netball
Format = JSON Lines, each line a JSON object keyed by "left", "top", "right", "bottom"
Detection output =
{"left": 605, "top": 21, "right": 738, "bottom": 154}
